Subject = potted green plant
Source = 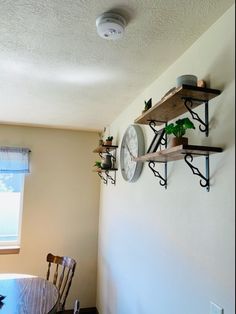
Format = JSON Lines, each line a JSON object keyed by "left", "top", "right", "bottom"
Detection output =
{"left": 105, "top": 136, "right": 113, "bottom": 146}
{"left": 94, "top": 161, "right": 102, "bottom": 171}
{"left": 164, "top": 117, "right": 195, "bottom": 147}
{"left": 142, "top": 98, "right": 152, "bottom": 114}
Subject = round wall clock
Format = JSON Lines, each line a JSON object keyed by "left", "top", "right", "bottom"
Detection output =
{"left": 120, "top": 124, "right": 145, "bottom": 182}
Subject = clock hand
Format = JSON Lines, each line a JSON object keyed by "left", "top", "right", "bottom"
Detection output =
{"left": 125, "top": 143, "right": 135, "bottom": 160}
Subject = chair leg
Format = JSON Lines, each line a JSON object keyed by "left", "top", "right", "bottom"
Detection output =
{"left": 74, "top": 299, "right": 80, "bottom": 313}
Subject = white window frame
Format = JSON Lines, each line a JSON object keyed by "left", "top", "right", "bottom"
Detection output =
{"left": 0, "top": 175, "right": 25, "bottom": 250}
{"left": 0, "top": 146, "right": 30, "bottom": 254}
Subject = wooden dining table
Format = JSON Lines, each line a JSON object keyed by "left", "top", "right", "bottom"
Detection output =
{"left": 0, "top": 274, "right": 59, "bottom": 314}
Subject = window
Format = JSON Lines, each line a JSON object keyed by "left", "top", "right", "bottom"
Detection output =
{"left": 0, "top": 147, "right": 30, "bottom": 252}
{"left": 0, "top": 174, "right": 24, "bottom": 247}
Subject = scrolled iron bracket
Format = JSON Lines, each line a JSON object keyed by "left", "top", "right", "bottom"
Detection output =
{"left": 98, "top": 172, "right": 108, "bottom": 185}
{"left": 183, "top": 98, "right": 209, "bottom": 137}
{"left": 148, "top": 120, "right": 158, "bottom": 134}
{"left": 99, "top": 152, "right": 105, "bottom": 159}
{"left": 184, "top": 153, "right": 210, "bottom": 191}
{"left": 147, "top": 120, "right": 167, "bottom": 150}
{"left": 148, "top": 120, "right": 167, "bottom": 134}
{"left": 148, "top": 161, "right": 167, "bottom": 189}
{"left": 105, "top": 171, "right": 116, "bottom": 185}
{"left": 160, "top": 136, "right": 167, "bottom": 146}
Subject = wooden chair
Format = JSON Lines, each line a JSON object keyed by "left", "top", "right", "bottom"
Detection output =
{"left": 46, "top": 253, "right": 76, "bottom": 312}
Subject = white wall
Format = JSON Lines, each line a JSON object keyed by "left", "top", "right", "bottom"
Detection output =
{"left": 0, "top": 125, "right": 100, "bottom": 309}
{"left": 97, "top": 5, "right": 235, "bottom": 314}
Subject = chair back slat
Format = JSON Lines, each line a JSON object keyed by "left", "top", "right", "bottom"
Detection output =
{"left": 46, "top": 253, "right": 76, "bottom": 311}
{"left": 58, "top": 267, "right": 65, "bottom": 291}
{"left": 60, "top": 269, "right": 73, "bottom": 309}
{"left": 60, "top": 269, "right": 69, "bottom": 297}
{"left": 53, "top": 264, "right": 59, "bottom": 285}
{"left": 46, "top": 262, "right": 51, "bottom": 281}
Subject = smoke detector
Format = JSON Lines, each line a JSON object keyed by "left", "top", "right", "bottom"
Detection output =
{"left": 96, "top": 12, "right": 127, "bottom": 40}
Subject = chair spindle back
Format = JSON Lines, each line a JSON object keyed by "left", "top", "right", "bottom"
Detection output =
{"left": 46, "top": 253, "right": 76, "bottom": 311}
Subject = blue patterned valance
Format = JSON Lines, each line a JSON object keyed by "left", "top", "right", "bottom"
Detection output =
{"left": 0, "top": 147, "right": 31, "bottom": 173}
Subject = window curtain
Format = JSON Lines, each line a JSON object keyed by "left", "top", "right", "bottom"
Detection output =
{"left": 0, "top": 147, "right": 31, "bottom": 173}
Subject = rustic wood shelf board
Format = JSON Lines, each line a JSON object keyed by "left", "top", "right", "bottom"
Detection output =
{"left": 93, "top": 145, "right": 118, "bottom": 153}
{"left": 135, "top": 144, "right": 223, "bottom": 162}
{"left": 93, "top": 168, "right": 118, "bottom": 173}
{"left": 93, "top": 142, "right": 118, "bottom": 185}
{"left": 135, "top": 85, "right": 221, "bottom": 125}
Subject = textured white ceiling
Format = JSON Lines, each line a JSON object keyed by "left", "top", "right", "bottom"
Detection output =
{"left": 0, "top": 0, "right": 234, "bottom": 131}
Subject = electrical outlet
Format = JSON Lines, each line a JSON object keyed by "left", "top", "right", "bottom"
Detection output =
{"left": 210, "top": 302, "right": 224, "bottom": 314}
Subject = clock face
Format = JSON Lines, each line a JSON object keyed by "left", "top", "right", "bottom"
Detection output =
{"left": 120, "top": 125, "right": 145, "bottom": 182}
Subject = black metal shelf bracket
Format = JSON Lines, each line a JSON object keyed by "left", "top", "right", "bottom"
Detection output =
{"left": 148, "top": 120, "right": 168, "bottom": 146}
{"left": 148, "top": 161, "right": 167, "bottom": 189}
{"left": 148, "top": 120, "right": 159, "bottom": 134}
{"left": 99, "top": 152, "right": 104, "bottom": 159}
{"left": 148, "top": 119, "right": 166, "bottom": 132}
{"left": 184, "top": 153, "right": 210, "bottom": 192}
{"left": 183, "top": 97, "right": 209, "bottom": 137}
{"left": 96, "top": 145, "right": 117, "bottom": 185}
{"left": 147, "top": 120, "right": 168, "bottom": 189}
{"left": 105, "top": 171, "right": 116, "bottom": 185}
{"left": 98, "top": 172, "right": 108, "bottom": 185}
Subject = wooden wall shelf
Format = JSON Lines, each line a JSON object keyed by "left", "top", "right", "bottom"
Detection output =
{"left": 135, "top": 85, "right": 221, "bottom": 126}
{"left": 134, "top": 84, "right": 223, "bottom": 191}
{"left": 93, "top": 143, "right": 118, "bottom": 185}
{"left": 93, "top": 145, "right": 118, "bottom": 153}
{"left": 93, "top": 168, "right": 118, "bottom": 173}
{"left": 135, "top": 145, "right": 223, "bottom": 162}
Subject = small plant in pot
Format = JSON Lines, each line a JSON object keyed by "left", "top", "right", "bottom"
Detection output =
{"left": 142, "top": 98, "right": 152, "bottom": 114}
{"left": 105, "top": 136, "right": 113, "bottom": 146}
{"left": 164, "top": 117, "right": 195, "bottom": 147}
{"left": 94, "top": 161, "right": 102, "bottom": 171}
